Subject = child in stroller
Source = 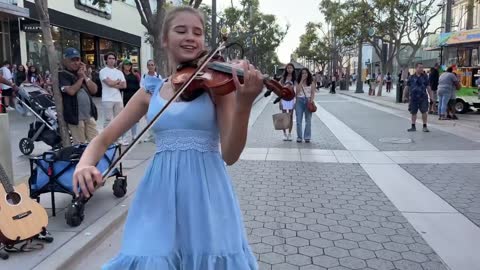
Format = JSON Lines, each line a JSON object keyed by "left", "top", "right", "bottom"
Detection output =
{"left": 16, "top": 83, "right": 61, "bottom": 155}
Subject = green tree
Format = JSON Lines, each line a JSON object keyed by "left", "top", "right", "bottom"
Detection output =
{"left": 220, "top": 0, "right": 288, "bottom": 74}
{"left": 295, "top": 22, "right": 331, "bottom": 72}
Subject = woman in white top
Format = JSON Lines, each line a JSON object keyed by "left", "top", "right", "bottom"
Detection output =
{"left": 295, "top": 68, "right": 316, "bottom": 143}
{"left": 279, "top": 63, "right": 296, "bottom": 141}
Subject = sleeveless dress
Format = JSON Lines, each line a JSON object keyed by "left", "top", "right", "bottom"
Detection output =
{"left": 102, "top": 79, "right": 258, "bottom": 270}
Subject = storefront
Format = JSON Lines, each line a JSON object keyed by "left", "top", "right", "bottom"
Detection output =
{"left": 0, "top": 1, "right": 28, "bottom": 65}
{"left": 23, "top": 1, "right": 141, "bottom": 73}
{"left": 426, "top": 29, "right": 480, "bottom": 88}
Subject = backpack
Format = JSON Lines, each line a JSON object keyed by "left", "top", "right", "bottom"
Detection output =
{"left": 143, "top": 73, "right": 159, "bottom": 79}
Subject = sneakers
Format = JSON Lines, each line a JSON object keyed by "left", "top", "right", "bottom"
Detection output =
{"left": 6, "top": 106, "right": 15, "bottom": 111}
{"left": 283, "top": 134, "right": 288, "bottom": 141}
{"left": 287, "top": 134, "right": 292, "bottom": 141}
{"left": 422, "top": 126, "right": 430, "bottom": 132}
{"left": 407, "top": 126, "right": 416, "bottom": 132}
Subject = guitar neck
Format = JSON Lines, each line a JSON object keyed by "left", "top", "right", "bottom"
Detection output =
{"left": 0, "top": 162, "right": 14, "bottom": 194}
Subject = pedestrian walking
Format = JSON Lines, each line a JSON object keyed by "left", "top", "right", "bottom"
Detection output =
{"left": 403, "top": 63, "right": 431, "bottom": 132}
{"left": 279, "top": 63, "right": 296, "bottom": 141}
{"left": 73, "top": 6, "right": 261, "bottom": 270}
{"left": 428, "top": 63, "right": 439, "bottom": 114}
{"left": 295, "top": 68, "right": 315, "bottom": 143}
{"left": 330, "top": 72, "right": 337, "bottom": 94}
{"left": 385, "top": 72, "right": 392, "bottom": 93}
{"left": 437, "top": 66, "right": 460, "bottom": 120}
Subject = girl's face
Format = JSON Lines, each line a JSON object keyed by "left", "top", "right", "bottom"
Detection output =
{"left": 286, "top": 65, "right": 294, "bottom": 74}
{"left": 302, "top": 70, "right": 308, "bottom": 79}
{"left": 18, "top": 66, "right": 24, "bottom": 71}
{"left": 163, "top": 12, "right": 205, "bottom": 64}
{"left": 30, "top": 67, "right": 36, "bottom": 73}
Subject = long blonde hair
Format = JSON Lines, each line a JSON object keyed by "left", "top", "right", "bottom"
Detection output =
{"left": 162, "top": 6, "right": 205, "bottom": 44}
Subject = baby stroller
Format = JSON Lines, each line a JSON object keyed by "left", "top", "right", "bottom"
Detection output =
{"left": 16, "top": 83, "right": 61, "bottom": 155}
{"left": 28, "top": 143, "right": 127, "bottom": 227}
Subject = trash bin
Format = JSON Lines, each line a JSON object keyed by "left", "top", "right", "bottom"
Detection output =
{"left": 340, "top": 80, "right": 348, "bottom": 90}
{"left": 396, "top": 81, "right": 404, "bottom": 103}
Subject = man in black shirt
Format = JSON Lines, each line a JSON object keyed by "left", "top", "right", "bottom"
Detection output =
{"left": 59, "top": 48, "right": 98, "bottom": 144}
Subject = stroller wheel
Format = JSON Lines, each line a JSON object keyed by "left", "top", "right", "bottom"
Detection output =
{"left": 19, "top": 138, "right": 34, "bottom": 155}
{"left": 0, "top": 252, "right": 9, "bottom": 260}
{"left": 112, "top": 176, "right": 127, "bottom": 198}
{"left": 65, "top": 201, "right": 85, "bottom": 227}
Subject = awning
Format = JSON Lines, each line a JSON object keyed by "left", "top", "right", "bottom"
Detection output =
{"left": 425, "top": 29, "right": 480, "bottom": 50}
{"left": 0, "top": 2, "right": 29, "bottom": 17}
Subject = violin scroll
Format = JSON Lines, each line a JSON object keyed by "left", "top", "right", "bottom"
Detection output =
{"left": 263, "top": 79, "right": 295, "bottom": 104}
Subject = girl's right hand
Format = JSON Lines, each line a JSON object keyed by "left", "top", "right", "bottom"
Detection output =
{"left": 73, "top": 165, "right": 103, "bottom": 198}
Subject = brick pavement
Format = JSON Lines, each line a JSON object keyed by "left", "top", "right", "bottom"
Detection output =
{"left": 401, "top": 164, "right": 480, "bottom": 228}
{"left": 228, "top": 161, "right": 448, "bottom": 270}
{"left": 318, "top": 95, "right": 480, "bottom": 151}
{"left": 247, "top": 102, "right": 345, "bottom": 150}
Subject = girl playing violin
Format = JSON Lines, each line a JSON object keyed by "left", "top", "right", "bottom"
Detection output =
{"left": 73, "top": 6, "right": 261, "bottom": 270}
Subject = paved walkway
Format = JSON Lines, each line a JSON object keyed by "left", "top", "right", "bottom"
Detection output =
{"left": 5, "top": 89, "right": 480, "bottom": 270}
{"left": 74, "top": 91, "right": 480, "bottom": 270}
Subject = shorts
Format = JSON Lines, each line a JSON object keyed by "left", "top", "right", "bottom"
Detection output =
{"left": 409, "top": 98, "right": 429, "bottom": 114}
{"left": 1, "top": 88, "right": 12, "bottom": 96}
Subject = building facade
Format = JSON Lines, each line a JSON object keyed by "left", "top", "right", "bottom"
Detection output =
{"left": 1, "top": 0, "right": 153, "bottom": 74}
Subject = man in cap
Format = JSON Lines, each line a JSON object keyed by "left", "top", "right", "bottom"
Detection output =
{"left": 59, "top": 47, "right": 99, "bottom": 144}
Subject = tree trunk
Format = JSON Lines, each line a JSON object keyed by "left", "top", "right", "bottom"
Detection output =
{"left": 355, "top": 38, "right": 364, "bottom": 93}
{"left": 34, "top": 0, "right": 71, "bottom": 147}
{"left": 466, "top": 0, "right": 474, "bottom": 30}
{"left": 152, "top": 35, "right": 170, "bottom": 76}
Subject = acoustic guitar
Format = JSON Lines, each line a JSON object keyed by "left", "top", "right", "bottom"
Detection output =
{"left": 0, "top": 163, "right": 48, "bottom": 244}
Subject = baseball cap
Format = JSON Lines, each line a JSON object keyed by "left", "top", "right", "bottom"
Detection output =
{"left": 123, "top": 59, "right": 132, "bottom": 65}
{"left": 64, "top": 47, "right": 80, "bottom": 59}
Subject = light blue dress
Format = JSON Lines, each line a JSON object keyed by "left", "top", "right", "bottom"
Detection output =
{"left": 102, "top": 79, "right": 257, "bottom": 269}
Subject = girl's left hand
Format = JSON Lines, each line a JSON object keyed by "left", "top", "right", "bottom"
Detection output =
{"left": 232, "top": 60, "right": 264, "bottom": 109}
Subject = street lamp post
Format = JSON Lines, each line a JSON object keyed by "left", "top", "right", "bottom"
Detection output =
{"left": 211, "top": 0, "right": 217, "bottom": 49}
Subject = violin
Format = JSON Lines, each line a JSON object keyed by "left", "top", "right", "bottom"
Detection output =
{"left": 72, "top": 38, "right": 292, "bottom": 206}
{"left": 171, "top": 54, "right": 295, "bottom": 103}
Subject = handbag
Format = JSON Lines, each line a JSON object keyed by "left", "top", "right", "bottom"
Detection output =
{"left": 272, "top": 112, "right": 291, "bottom": 130}
{"left": 301, "top": 85, "right": 317, "bottom": 112}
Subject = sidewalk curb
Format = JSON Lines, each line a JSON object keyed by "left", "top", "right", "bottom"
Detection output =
{"left": 340, "top": 91, "right": 480, "bottom": 130}
{"left": 339, "top": 90, "right": 405, "bottom": 111}
{"left": 32, "top": 194, "right": 132, "bottom": 270}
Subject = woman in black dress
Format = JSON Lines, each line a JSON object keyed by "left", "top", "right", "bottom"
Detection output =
{"left": 120, "top": 59, "right": 140, "bottom": 144}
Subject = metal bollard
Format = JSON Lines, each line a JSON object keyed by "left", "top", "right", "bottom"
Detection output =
{"left": 0, "top": 113, "right": 13, "bottom": 184}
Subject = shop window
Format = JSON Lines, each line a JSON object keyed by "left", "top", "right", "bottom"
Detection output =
{"left": 26, "top": 26, "right": 80, "bottom": 74}
{"left": 473, "top": 48, "right": 479, "bottom": 66}
{"left": 458, "top": 48, "right": 471, "bottom": 67}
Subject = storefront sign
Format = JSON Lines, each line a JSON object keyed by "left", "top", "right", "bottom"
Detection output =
{"left": 425, "top": 29, "right": 480, "bottom": 49}
{"left": 21, "top": 23, "right": 42, "bottom": 33}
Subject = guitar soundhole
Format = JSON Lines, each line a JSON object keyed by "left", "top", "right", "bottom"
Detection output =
{"left": 6, "top": 192, "right": 21, "bottom": 205}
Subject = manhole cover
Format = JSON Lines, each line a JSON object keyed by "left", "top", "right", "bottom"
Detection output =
{"left": 379, "top": 137, "right": 412, "bottom": 144}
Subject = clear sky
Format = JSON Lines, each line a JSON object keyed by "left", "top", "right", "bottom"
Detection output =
{"left": 214, "top": 0, "right": 325, "bottom": 64}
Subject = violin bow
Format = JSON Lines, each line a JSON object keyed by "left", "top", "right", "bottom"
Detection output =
{"left": 75, "top": 40, "right": 229, "bottom": 203}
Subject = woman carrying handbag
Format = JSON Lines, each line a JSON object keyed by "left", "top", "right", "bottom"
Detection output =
{"left": 295, "top": 68, "right": 316, "bottom": 143}
{"left": 278, "top": 63, "right": 296, "bottom": 141}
